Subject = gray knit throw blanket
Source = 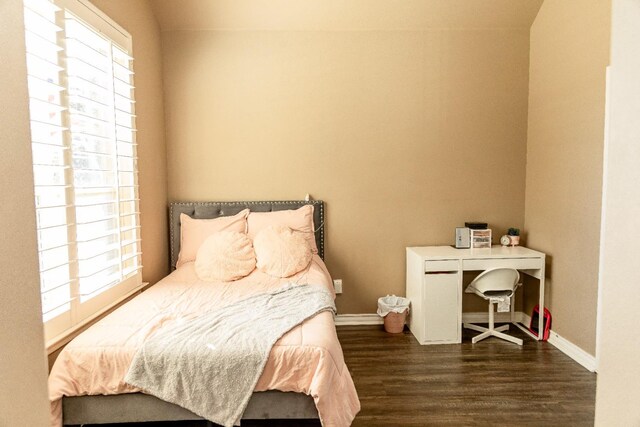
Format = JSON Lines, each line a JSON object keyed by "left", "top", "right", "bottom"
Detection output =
{"left": 125, "top": 284, "right": 336, "bottom": 427}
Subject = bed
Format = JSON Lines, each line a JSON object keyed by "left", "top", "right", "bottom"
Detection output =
{"left": 49, "top": 200, "right": 360, "bottom": 426}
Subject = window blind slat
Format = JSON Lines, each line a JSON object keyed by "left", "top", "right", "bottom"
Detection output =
{"left": 34, "top": 203, "right": 71, "bottom": 210}
{"left": 77, "top": 246, "right": 119, "bottom": 261}
{"left": 112, "top": 47, "right": 133, "bottom": 63}
{"left": 79, "top": 277, "right": 120, "bottom": 297}
{"left": 23, "top": 7, "right": 62, "bottom": 34}
{"left": 27, "top": 77, "right": 64, "bottom": 106}
{"left": 32, "top": 140, "right": 69, "bottom": 151}
{"left": 120, "top": 224, "right": 141, "bottom": 233}
{"left": 35, "top": 205, "right": 69, "bottom": 229}
{"left": 26, "top": 52, "right": 64, "bottom": 71}
{"left": 35, "top": 198, "right": 69, "bottom": 210}
{"left": 76, "top": 213, "right": 118, "bottom": 225}
{"left": 79, "top": 258, "right": 121, "bottom": 279}
{"left": 32, "top": 165, "right": 68, "bottom": 186}
{"left": 70, "top": 110, "right": 111, "bottom": 125}
{"left": 121, "top": 238, "right": 142, "bottom": 247}
{"left": 34, "top": 186, "right": 66, "bottom": 209}
{"left": 123, "top": 265, "right": 142, "bottom": 277}
{"left": 68, "top": 76, "right": 112, "bottom": 98}
{"left": 24, "top": 0, "right": 61, "bottom": 14}
{"left": 31, "top": 143, "right": 67, "bottom": 167}
{"left": 67, "top": 56, "right": 110, "bottom": 77}
{"left": 115, "top": 132, "right": 135, "bottom": 144}
{"left": 115, "top": 93, "right": 135, "bottom": 109}
{"left": 79, "top": 267, "right": 121, "bottom": 290}
{"left": 42, "top": 295, "right": 73, "bottom": 318}
{"left": 29, "top": 97, "right": 66, "bottom": 112}
{"left": 76, "top": 227, "right": 119, "bottom": 242}
{"left": 73, "top": 152, "right": 117, "bottom": 167}
{"left": 29, "top": 119, "right": 67, "bottom": 130}
{"left": 25, "top": 30, "right": 63, "bottom": 52}
{"left": 69, "top": 93, "right": 110, "bottom": 108}
{"left": 40, "top": 272, "right": 72, "bottom": 293}
{"left": 35, "top": 221, "right": 72, "bottom": 232}
{"left": 73, "top": 170, "right": 117, "bottom": 188}
{"left": 77, "top": 238, "right": 119, "bottom": 259}
{"left": 39, "top": 245, "right": 71, "bottom": 271}
{"left": 73, "top": 148, "right": 115, "bottom": 157}
{"left": 75, "top": 199, "right": 118, "bottom": 208}
{"left": 121, "top": 252, "right": 142, "bottom": 263}
{"left": 65, "top": 17, "right": 109, "bottom": 49}
{"left": 69, "top": 130, "right": 112, "bottom": 140}
{"left": 66, "top": 37, "right": 109, "bottom": 58}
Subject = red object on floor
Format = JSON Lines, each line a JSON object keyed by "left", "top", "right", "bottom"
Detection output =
{"left": 528, "top": 305, "right": 551, "bottom": 340}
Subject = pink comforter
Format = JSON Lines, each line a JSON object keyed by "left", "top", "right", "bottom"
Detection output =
{"left": 48, "top": 256, "right": 360, "bottom": 426}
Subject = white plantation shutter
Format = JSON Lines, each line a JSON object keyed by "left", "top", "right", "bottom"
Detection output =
{"left": 23, "top": 0, "right": 142, "bottom": 340}
{"left": 24, "top": 0, "right": 73, "bottom": 327}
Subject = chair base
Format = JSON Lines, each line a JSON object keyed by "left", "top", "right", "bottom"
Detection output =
{"left": 463, "top": 323, "right": 523, "bottom": 346}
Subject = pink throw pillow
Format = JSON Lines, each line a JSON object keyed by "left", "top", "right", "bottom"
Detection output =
{"left": 195, "top": 231, "right": 256, "bottom": 282}
{"left": 247, "top": 205, "right": 318, "bottom": 253}
{"left": 176, "top": 209, "right": 249, "bottom": 268}
{"left": 253, "top": 225, "right": 313, "bottom": 278}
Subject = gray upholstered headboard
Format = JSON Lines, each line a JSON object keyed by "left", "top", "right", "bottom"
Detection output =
{"left": 169, "top": 200, "right": 324, "bottom": 270}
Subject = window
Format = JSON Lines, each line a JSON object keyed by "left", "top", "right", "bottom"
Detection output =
{"left": 23, "top": 0, "right": 142, "bottom": 342}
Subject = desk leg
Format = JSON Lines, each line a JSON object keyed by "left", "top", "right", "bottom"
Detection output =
{"left": 511, "top": 284, "right": 539, "bottom": 340}
{"left": 457, "top": 264, "right": 463, "bottom": 344}
{"left": 510, "top": 290, "right": 515, "bottom": 323}
{"left": 538, "top": 260, "right": 546, "bottom": 341}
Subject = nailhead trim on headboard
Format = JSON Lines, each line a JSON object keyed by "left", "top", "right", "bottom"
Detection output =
{"left": 168, "top": 200, "right": 325, "bottom": 270}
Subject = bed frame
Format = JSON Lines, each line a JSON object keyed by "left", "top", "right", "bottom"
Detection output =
{"left": 62, "top": 200, "right": 325, "bottom": 426}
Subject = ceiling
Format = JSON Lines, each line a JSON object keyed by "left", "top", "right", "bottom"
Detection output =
{"left": 150, "top": 0, "right": 544, "bottom": 32}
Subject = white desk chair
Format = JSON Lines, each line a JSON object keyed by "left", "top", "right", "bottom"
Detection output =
{"left": 463, "top": 268, "right": 523, "bottom": 346}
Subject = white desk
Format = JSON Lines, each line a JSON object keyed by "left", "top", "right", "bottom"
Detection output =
{"left": 406, "top": 245, "right": 546, "bottom": 345}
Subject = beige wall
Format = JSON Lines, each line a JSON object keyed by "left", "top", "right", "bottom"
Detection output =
{"left": 0, "top": 2, "right": 51, "bottom": 425}
{"left": 524, "top": 0, "right": 610, "bottom": 355}
{"left": 158, "top": 2, "right": 535, "bottom": 313}
{"left": 595, "top": 0, "right": 640, "bottom": 423}
{"left": 90, "top": 0, "right": 169, "bottom": 285}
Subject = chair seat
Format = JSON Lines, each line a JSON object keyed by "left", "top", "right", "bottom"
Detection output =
{"left": 482, "top": 290, "right": 513, "bottom": 297}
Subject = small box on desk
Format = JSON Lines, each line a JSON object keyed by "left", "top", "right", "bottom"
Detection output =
{"left": 471, "top": 229, "right": 492, "bottom": 248}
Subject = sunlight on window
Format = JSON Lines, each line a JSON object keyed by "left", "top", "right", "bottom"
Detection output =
{"left": 23, "top": 0, "right": 141, "bottom": 336}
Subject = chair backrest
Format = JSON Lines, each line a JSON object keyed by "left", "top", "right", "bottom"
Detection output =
{"left": 468, "top": 268, "right": 520, "bottom": 294}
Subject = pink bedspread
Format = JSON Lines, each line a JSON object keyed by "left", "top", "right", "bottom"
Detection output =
{"left": 48, "top": 256, "right": 360, "bottom": 426}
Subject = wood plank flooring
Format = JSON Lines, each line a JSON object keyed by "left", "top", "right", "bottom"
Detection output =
{"left": 339, "top": 325, "right": 596, "bottom": 426}
{"left": 82, "top": 324, "right": 596, "bottom": 427}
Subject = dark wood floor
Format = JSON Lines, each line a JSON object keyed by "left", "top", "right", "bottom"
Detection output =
{"left": 84, "top": 325, "right": 596, "bottom": 427}
{"left": 340, "top": 325, "right": 596, "bottom": 426}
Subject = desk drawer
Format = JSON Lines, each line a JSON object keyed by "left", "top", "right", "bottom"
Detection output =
{"left": 424, "top": 260, "right": 459, "bottom": 272}
{"left": 462, "top": 257, "right": 542, "bottom": 271}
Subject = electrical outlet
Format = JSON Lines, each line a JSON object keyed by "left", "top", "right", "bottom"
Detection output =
{"left": 333, "top": 279, "right": 343, "bottom": 294}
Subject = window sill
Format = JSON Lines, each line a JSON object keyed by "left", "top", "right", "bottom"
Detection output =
{"left": 45, "top": 282, "right": 150, "bottom": 354}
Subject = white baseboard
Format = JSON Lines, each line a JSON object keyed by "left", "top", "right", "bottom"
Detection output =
{"left": 337, "top": 311, "right": 597, "bottom": 372}
{"left": 335, "top": 312, "right": 523, "bottom": 326}
{"left": 548, "top": 332, "right": 597, "bottom": 372}
{"left": 521, "top": 313, "right": 597, "bottom": 372}
{"left": 335, "top": 313, "right": 383, "bottom": 326}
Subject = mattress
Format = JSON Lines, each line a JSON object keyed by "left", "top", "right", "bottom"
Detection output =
{"left": 48, "top": 255, "right": 360, "bottom": 426}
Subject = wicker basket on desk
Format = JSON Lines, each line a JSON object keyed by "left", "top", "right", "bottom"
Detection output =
{"left": 383, "top": 310, "right": 407, "bottom": 333}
